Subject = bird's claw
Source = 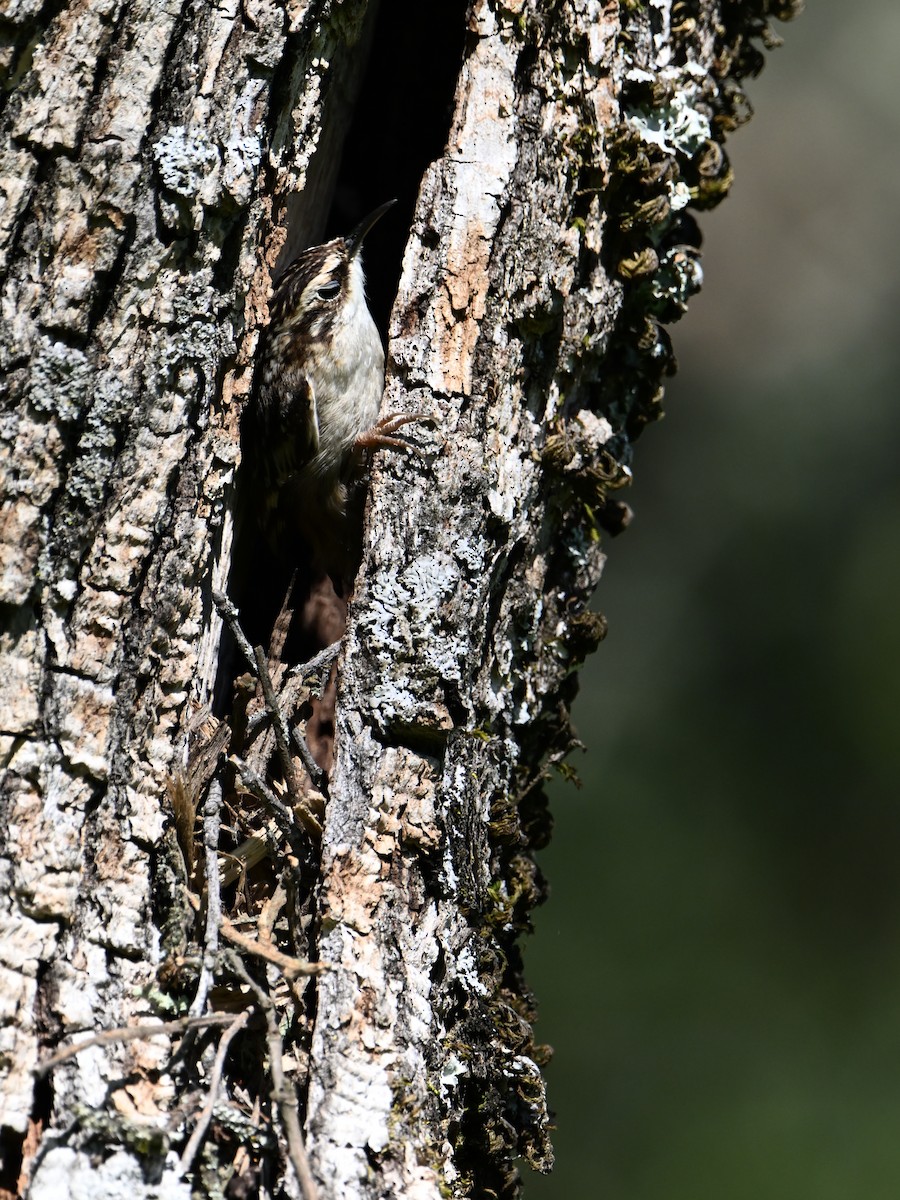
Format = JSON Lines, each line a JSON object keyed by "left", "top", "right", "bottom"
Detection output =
{"left": 354, "top": 412, "right": 436, "bottom": 458}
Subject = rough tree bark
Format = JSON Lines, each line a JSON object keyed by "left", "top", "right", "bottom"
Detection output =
{"left": 0, "top": 1, "right": 799, "bottom": 1197}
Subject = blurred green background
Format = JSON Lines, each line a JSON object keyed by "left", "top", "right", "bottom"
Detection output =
{"left": 526, "top": 1, "right": 900, "bottom": 1196}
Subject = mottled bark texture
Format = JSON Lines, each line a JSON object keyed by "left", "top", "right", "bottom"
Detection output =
{"left": 0, "top": 1, "right": 799, "bottom": 1197}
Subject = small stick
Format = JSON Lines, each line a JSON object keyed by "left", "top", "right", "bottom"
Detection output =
{"left": 190, "top": 777, "right": 224, "bottom": 1018}
{"left": 289, "top": 723, "right": 329, "bottom": 799}
{"left": 257, "top": 882, "right": 287, "bottom": 945}
{"left": 35, "top": 1013, "right": 239, "bottom": 1077}
{"left": 220, "top": 919, "right": 329, "bottom": 980}
{"left": 254, "top": 645, "right": 302, "bottom": 796}
{"left": 285, "top": 641, "right": 341, "bottom": 686}
{"left": 178, "top": 1010, "right": 249, "bottom": 1176}
{"left": 226, "top": 954, "right": 321, "bottom": 1200}
{"left": 212, "top": 590, "right": 256, "bottom": 671}
{"left": 215, "top": 592, "right": 330, "bottom": 817}
{"left": 269, "top": 573, "right": 298, "bottom": 663}
{"left": 186, "top": 893, "right": 329, "bottom": 980}
{"left": 253, "top": 643, "right": 330, "bottom": 804}
{"left": 230, "top": 754, "right": 321, "bottom": 840}
{"left": 245, "top": 640, "right": 340, "bottom": 738}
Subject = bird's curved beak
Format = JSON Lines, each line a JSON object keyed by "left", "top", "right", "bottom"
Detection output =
{"left": 345, "top": 199, "right": 397, "bottom": 259}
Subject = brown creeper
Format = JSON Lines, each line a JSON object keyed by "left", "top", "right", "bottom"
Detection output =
{"left": 253, "top": 200, "right": 421, "bottom": 591}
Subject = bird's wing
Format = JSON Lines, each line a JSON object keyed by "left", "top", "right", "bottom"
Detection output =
{"left": 255, "top": 363, "right": 319, "bottom": 495}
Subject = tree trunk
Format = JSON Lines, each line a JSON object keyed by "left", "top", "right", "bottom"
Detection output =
{"left": 0, "top": 1, "right": 799, "bottom": 1197}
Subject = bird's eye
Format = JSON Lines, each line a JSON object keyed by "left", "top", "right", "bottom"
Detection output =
{"left": 316, "top": 281, "right": 341, "bottom": 301}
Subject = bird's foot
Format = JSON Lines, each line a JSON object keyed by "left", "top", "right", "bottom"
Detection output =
{"left": 353, "top": 412, "right": 436, "bottom": 458}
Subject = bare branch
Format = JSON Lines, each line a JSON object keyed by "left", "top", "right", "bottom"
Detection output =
{"left": 221, "top": 918, "right": 329, "bottom": 978}
{"left": 285, "top": 642, "right": 341, "bottom": 687}
{"left": 35, "top": 1014, "right": 240, "bottom": 1077}
{"left": 253, "top": 643, "right": 330, "bottom": 809}
{"left": 230, "top": 754, "right": 321, "bottom": 841}
{"left": 190, "top": 777, "right": 224, "bottom": 1017}
{"left": 178, "top": 1010, "right": 250, "bottom": 1177}
{"left": 226, "top": 953, "right": 320, "bottom": 1200}
{"left": 212, "top": 589, "right": 256, "bottom": 670}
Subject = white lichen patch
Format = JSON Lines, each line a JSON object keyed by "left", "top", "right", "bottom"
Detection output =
{"left": 439, "top": 1053, "right": 468, "bottom": 1098}
{"left": 487, "top": 440, "right": 530, "bottom": 525}
{"left": 454, "top": 943, "right": 490, "bottom": 997}
{"left": 223, "top": 133, "right": 262, "bottom": 205}
{"left": 627, "top": 82, "right": 711, "bottom": 156}
{"left": 569, "top": 410, "right": 616, "bottom": 462}
{"left": 27, "top": 337, "right": 92, "bottom": 424}
{"left": 648, "top": 0, "right": 673, "bottom": 63}
{"left": 667, "top": 179, "right": 692, "bottom": 212}
{"left": 408, "top": 3, "right": 519, "bottom": 397}
{"left": 152, "top": 126, "right": 223, "bottom": 230}
{"left": 0, "top": 907, "right": 61, "bottom": 1133}
{"left": 309, "top": 748, "right": 447, "bottom": 1194}
{"left": 152, "top": 126, "right": 221, "bottom": 200}
{"left": 30, "top": 1147, "right": 192, "bottom": 1200}
{"left": 363, "top": 549, "right": 467, "bottom": 725}
{"left": 221, "top": 83, "right": 266, "bottom": 206}
{"left": 3, "top": 757, "right": 85, "bottom": 918}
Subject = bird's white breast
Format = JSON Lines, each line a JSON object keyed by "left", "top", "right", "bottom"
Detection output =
{"left": 308, "top": 256, "right": 384, "bottom": 481}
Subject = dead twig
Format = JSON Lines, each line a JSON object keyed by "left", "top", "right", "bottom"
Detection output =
{"left": 289, "top": 726, "right": 329, "bottom": 800}
{"left": 190, "top": 777, "right": 224, "bottom": 1017}
{"left": 257, "top": 882, "right": 287, "bottom": 945}
{"left": 226, "top": 953, "right": 320, "bottom": 1200}
{"left": 212, "top": 589, "right": 256, "bottom": 670}
{"left": 184, "top": 891, "right": 330, "bottom": 981}
{"left": 253, "top": 645, "right": 329, "bottom": 815}
{"left": 219, "top": 920, "right": 330, "bottom": 981}
{"left": 254, "top": 644, "right": 301, "bottom": 795}
{"left": 285, "top": 641, "right": 341, "bottom": 688}
{"left": 212, "top": 589, "right": 327, "bottom": 828}
{"left": 244, "top": 641, "right": 340, "bottom": 742}
{"left": 35, "top": 1013, "right": 240, "bottom": 1077}
{"left": 268, "top": 573, "right": 298, "bottom": 663}
{"left": 178, "top": 1010, "right": 250, "bottom": 1177}
{"left": 230, "top": 754, "right": 320, "bottom": 840}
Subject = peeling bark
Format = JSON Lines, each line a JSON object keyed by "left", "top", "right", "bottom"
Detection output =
{"left": 0, "top": 1, "right": 800, "bottom": 1197}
